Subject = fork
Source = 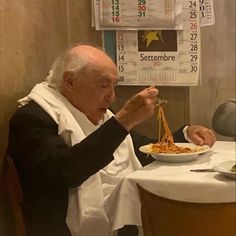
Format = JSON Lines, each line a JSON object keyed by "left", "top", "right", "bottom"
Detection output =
{"left": 155, "top": 97, "right": 168, "bottom": 107}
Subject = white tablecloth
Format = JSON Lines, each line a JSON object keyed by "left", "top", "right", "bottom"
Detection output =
{"left": 105, "top": 141, "right": 236, "bottom": 232}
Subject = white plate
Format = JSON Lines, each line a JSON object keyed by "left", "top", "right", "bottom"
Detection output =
{"left": 139, "top": 143, "right": 211, "bottom": 163}
{"left": 213, "top": 161, "right": 236, "bottom": 179}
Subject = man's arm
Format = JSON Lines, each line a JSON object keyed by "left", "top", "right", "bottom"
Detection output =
{"left": 8, "top": 109, "right": 128, "bottom": 191}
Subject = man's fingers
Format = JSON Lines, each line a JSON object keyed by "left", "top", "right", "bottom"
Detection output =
{"left": 202, "top": 130, "right": 216, "bottom": 147}
{"left": 191, "top": 133, "right": 205, "bottom": 145}
{"left": 141, "top": 87, "right": 159, "bottom": 98}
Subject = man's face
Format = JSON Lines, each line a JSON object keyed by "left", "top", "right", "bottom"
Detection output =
{"left": 68, "top": 61, "right": 118, "bottom": 124}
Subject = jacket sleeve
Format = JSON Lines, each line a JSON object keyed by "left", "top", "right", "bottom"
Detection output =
{"left": 8, "top": 111, "right": 128, "bottom": 190}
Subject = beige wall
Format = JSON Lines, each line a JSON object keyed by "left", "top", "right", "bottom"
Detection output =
{"left": 189, "top": 0, "right": 235, "bottom": 141}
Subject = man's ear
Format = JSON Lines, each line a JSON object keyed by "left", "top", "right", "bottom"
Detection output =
{"left": 63, "top": 71, "right": 74, "bottom": 89}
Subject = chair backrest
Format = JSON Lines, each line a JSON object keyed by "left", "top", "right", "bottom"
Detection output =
{"left": 2, "top": 156, "right": 26, "bottom": 236}
{"left": 138, "top": 185, "right": 236, "bottom": 236}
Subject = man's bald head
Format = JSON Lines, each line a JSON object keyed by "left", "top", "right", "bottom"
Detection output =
{"left": 46, "top": 43, "right": 116, "bottom": 89}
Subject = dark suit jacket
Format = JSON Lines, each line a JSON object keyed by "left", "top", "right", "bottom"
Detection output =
{"left": 7, "top": 101, "right": 186, "bottom": 236}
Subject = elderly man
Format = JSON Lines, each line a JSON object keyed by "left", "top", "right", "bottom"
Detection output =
{"left": 7, "top": 44, "right": 216, "bottom": 236}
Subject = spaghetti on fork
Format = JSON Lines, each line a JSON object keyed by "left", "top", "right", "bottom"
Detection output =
{"left": 151, "top": 104, "right": 199, "bottom": 154}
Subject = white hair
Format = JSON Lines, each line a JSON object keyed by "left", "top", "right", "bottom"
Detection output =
{"left": 46, "top": 44, "right": 94, "bottom": 89}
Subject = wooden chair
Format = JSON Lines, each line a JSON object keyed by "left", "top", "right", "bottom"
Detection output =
{"left": 2, "top": 156, "right": 26, "bottom": 236}
{"left": 138, "top": 185, "right": 236, "bottom": 236}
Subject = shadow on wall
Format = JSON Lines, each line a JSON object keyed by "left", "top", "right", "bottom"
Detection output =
{"left": 0, "top": 176, "right": 16, "bottom": 236}
{"left": 0, "top": 91, "right": 28, "bottom": 170}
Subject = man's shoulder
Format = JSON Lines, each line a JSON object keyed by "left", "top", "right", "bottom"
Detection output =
{"left": 11, "top": 101, "right": 56, "bottom": 126}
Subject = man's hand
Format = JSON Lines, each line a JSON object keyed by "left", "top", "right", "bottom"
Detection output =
{"left": 115, "top": 87, "right": 158, "bottom": 131}
{"left": 187, "top": 125, "right": 216, "bottom": 147}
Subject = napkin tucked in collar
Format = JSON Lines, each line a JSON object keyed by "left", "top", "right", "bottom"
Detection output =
{"left": 18, "top": 82, "right": 142, "bottom": 236}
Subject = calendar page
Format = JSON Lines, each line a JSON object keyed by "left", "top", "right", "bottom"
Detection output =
{"left": 115, "top": 0, "right": 201, "bottom": 86}
{"left": 99, "top": 0, "right": 183, "bottom": 30}
{"left": 93, "top": 0, "right": 214, "bottom": 30}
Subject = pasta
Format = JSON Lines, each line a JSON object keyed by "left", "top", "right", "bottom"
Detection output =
{"left": 151, "top": 105, "right": 198, "bottom": 154}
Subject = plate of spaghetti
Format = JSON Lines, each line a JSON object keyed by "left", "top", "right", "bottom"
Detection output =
{"left": 139, "top": 100, "right": 211, "bottom": 163}
{"left": 139, "top": 142, "right": 210, "bottom": 163}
